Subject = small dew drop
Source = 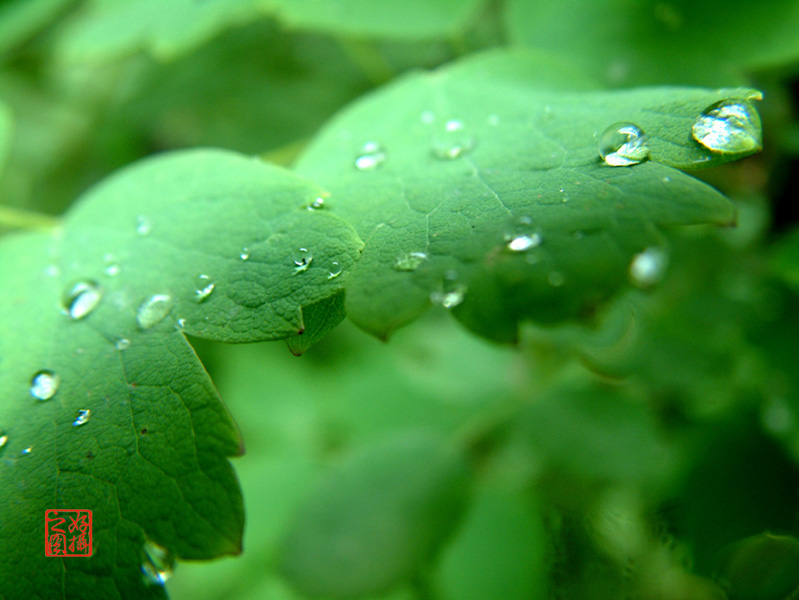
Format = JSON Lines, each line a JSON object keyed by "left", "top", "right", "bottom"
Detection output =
{"left": 116, "top": 338, "right": 130, "bottom": 351}
{"left": 393, "top": 251, "right": 428, "bottom": 272}
{"left": 692, "top": 100, "right": 761, "bottom": 154}
{"left": 327, "top": 261, "right": 342, "bottom": 279}
{"left": 307, "top": 197, "right": 326, "bottom": 210}
{"left": 239, "top": 247, "right": 250, "bottom": 261}
{"left": 72, "top": 409, "right": 91, "bottom": 427}
{"left": 548, "top": 271, "right": 565, "bottom": 287}
{"left": 137, "top": 294, "right": 174, "bottom": 330}
{"left": 559, "top": 186, "right": 570, "bottom": 203}
{"left": 293, "top": 248, "right": 313, "bottom": 274}
{"left": 504, "top": 216, "right": 542, "bottom": 252}
{"left": 104, "top": 253, "right": 120, "bottom": 277}
{"left": 0, "top": 430, "right": 8, "bottom": 448}
{"left": 62, "top": 280, "right": 103, "bottom": 320}
{"left": 431, "top": 271, "right": 467, "bottom": 308}
{"left": 193, "top": 274, "right": 215, "bottom": 303}
{"left": 177, "top": 318, "right": 187, "bottom": 328}
{"left": 141, "top": 540, "right": 175, "bottom": 586}
{"left": 629, "top": 247, "right": 668, "bottom": 288}
{"left": 598, "top": 122, "right": 650, "bottom": 166}
{"left": 431, "top": 119, "right": 475, "bottom": 160}
{"left": 354, "top": 142, "right": 386, "bottom": 170}
{"left": 21, "top": 446, "right": 32, "bottom": 456}
{"left": 136, "top": 215, "right": 152, "bottom": 236}
{"left": 31, "top": 370, "right": 59, "bottom": 401}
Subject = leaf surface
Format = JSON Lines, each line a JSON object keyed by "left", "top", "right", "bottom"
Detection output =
{"left": 295, "top": 50, "right": 757, "bottom": 341}
{"left": 0, "top": 149, "right": 362, "bottom": 599}
{"left": 0, "top": 100, "right": 10, "bottom": 176}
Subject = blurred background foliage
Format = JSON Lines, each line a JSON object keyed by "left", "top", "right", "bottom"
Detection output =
{"left": 2, "top": 1, "right": 799, "bottom": 599}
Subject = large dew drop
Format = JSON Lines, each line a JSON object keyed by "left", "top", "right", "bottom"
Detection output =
{"left": 504, "top": 216, "right": 542, "bottom": 252}
{"left": 30, "top": 370, "right": 59, "bottom": 401}
{"left": 73, "top": 409, "right": 91, "bottom": 427}
{"left": 598, "top": 122, "right": 650, "bottom": 166}
{"left": 692, "top": 99, "right": 761, "bottom": 154}
{"left": 629, "top": 247, "right": 668, "bottom": 288}
{"left": 393, "top": 251, "right": 428, "bottom": 272}
{"left": 0, "top": 430, "right": 8, "bottom": 449}
{"left": 354, "top": 142, "right": 386, "bottom": 170}
{"left": 137, "top": 294, "right": 174, "bottom": 330}
{"left": 327, "top": 261, "right": 343, "bottom": 280}
{"left": 141, "top": 539, "right": 175, "bottom": 586}
{"left": 430, "top": 271, "right": 467, "bottom": 308}
{"left": 193, "top": 274, "right": 215, "bottom": 303}
{"left": 432, "top": 120, "right": 475, "bottom": 160}
{"left": 62, "top": 280, "right": 103, "bottom": 320}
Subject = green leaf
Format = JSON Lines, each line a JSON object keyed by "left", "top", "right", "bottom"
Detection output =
{"left": 434, "top": 485, "right": 547, "bottom": 600}
{"left": 279, "top": 431, "right": 470, "bottom": 599}
{"left": 505, "top": 0, "right": 799, "bottom": 86}
{"left": 0, "top": 149, "right": 362, "bottom": 598}
{"left": 285, "top": 292, "right": 346, "bottom": 355}
{"left": 772, "top": 228, "right": 799, "bottom": 294}
{"left": 716, "top": 533, "right": 799, "bottom": 600}
{"left": 54, "top": 0, "right": 272, "bottom": 63}
{"left": 0, "top": 0, "right": 76, "bottom": 57}
{"left": 295, "top": 49, "right": 756, "bottom": 341}
{"left": 272, "top": 0, "right": 483, "bottom": 40}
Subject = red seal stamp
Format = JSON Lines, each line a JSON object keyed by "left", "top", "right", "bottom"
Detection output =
{"left": 45, "top": 509, "right": 92, "bottom": 557}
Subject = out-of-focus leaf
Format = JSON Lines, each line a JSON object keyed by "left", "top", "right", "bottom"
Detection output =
{"left": 0, "top": 100, "right": 11, "bottom": 176}
{"left": 0, "top": 0, "right": 77, "bottom": 57}
{"left": 273, "top": 0, "right": 483, "bottom": 40}
{"left": 434, "top": 485, "right": 547, "bottom": 600}
{"left": 505, "top": 0, "right": 799, "bottom": 86}
{"left": 716, "top": 533, "right": 799, "bottom": 600}
{"left": 280, "top": 432, "right": 470, "bottom": 599}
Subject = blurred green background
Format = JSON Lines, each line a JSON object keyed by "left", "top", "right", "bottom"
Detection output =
{"left": 2, "top": 1, "right": 799, "bottom": 599}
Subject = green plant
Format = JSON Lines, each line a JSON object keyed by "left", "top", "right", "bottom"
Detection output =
{"left": 2, "top": 2, "right": 799, "bottom": 600}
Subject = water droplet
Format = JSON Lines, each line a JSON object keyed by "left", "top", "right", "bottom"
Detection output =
{"left": 548, "top": 271, "right": 565, "bottom": 287}
{"left": 327, "top": 261, "right": 342, "bottom": 279}
{"left": 306, "top": 197, "right": 326, "bottom": 210}
{"left": 431, "top": 120, "right": 475, "bottom": 160}
{"left": 193, "top": 274, "right": 215, "bottom": 303}
{"left": 354, "top": 142, "right": 386, "bottom": 170}
{"left": 136, "top": 215, "right": 152, "bottom": 236}
{"left": 62, "top": 280, "right": 103, "bottom": 320}
{"left": 293, "top": 248, "right": 313, "bottom": 274}
{"left": 662, "top": 176, "right": 671, "bottom": 183}
{"left": 598, "top": 122, "right": 650, "bottom": 166}
{"left": 137, "top": 294, "right": 174, "bottom": 330}
{"left": 104, "top": 253, "right": 120, "bottom": 276}
{"left": 72, "top": 409, "right": 91, "bottom": 427}
{"left": 559, "top": 187, "right": 570, "bottom": 203}
{"left": 239, "top": 247, "right": 250, "bottom": 261}
{"left": 692, "top": 100, "right": 761, "bottom": 154}
{"left": 177, "top": 318, "right": 187, "bottom": 328}
{"left": 30, "top": 370, "right": 59, "bottom": 401}
{"left": 420, "top": 110, "right": 435, "bottom": 124}
{"left": 0, "top": 430, "right": 8, "bottom": 448}
{"left": 115, "top": 338, "right": 130, "bottom": 351}
{"left": 629, "top": 247, "right": 668, "bottom": 288}
{"left": 504, "top": 216, "right": 542, "bottom": 252}
{"left": 393, "top": 251, "right": 428, "bottom": 272}
{"left": 21, "top": 446, "right": 32, "bottom": 456}
{"left": 431, "top": 271, "right": 467, "bottom": 308}
{"left": 141, "top": 539, "right": 175, "bottom": 586}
